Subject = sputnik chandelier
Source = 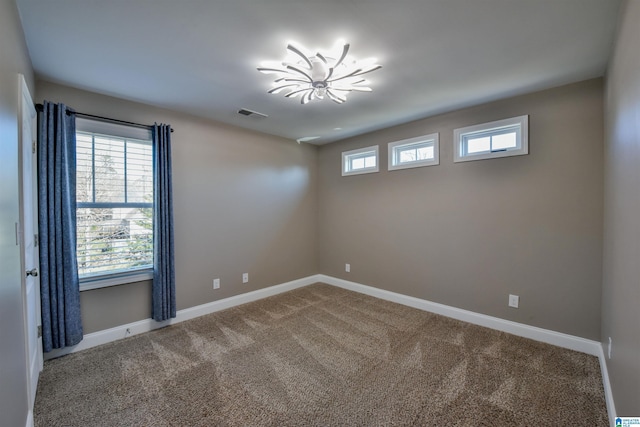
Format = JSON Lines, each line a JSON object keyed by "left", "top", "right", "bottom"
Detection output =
{"left": 257, "top": 40, "right": 381, "bottom": 104}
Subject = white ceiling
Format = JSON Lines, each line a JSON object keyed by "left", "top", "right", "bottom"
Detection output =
{"left": 16, "top": 0, "right": 621, "bottom": 145}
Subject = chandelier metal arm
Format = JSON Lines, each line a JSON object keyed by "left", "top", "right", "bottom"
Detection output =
{"left": 284, "top": 87, "right": 312, "bottom": 98}
{"left": 285, "top": 65, "right": 313, "bottom": 82}
{"left": 283, "top": 77, "right": 311, "bottom": 83}
{"left": 328, "top": 64, "right": 382, "bottom": 82}
{"left": 325, "top": 67, "right": 335, "bottom": 81}
{"left": 327, "top": 68, "right": 363, "bottom": 82}
{"left": 326, "top": 89, "right": 346, "bottom": 104}
{"left": 268, "top": 83, "right": 300, "bottom": 94}
{"left": 333, "top": 43, "right": 350, "bottom": 69}
{"left": 316, "top": 52, "right": 328, "bottom": 64}
{"left": 258, "top": 67, "right": 290, "bottom": 74}
{"left": 358, "top": 64, "right": 383, "bottom": 75}
{"left": 331, "top": 86, "right": 373, "bottom": 92}
{"left": 286, "top": 44, "right": 313, "bottom": 69}
{"left": 301, "top": 90, "right": 314, "bottom": 104}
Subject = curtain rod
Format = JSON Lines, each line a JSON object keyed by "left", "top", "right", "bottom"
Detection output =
{"left": 35, "top": 104, "right": 173, "bottom": 133}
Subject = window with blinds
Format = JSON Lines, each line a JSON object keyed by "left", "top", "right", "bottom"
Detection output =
{"left": 76, "top": 118, "right": 154, "bottom": 284}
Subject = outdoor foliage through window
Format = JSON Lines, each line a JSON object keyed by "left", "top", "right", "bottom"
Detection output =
{"left": 388, "top": 133, "right": 439, "bottom": 170}
{"left": 397, "top": 144, "right": 434, "bottom": 162}
{"left": 76, "top": 130, "right": 153, "bottom": 278}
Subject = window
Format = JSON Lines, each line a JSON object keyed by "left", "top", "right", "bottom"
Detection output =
{"left": 76, "top": 118, "right": 154, "bottom": 289}
{"left": 388, "top": 133, "right": 439, "bottom": 170}
{"left": 342, "top": 145, "right": 379, "bottom": 176}
{"left": 453, "top": 115, "right": 528, "bottom": 162}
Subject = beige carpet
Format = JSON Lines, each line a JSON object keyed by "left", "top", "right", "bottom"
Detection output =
{"left": 34, "top": 283, "right": 608, "bottom": 426}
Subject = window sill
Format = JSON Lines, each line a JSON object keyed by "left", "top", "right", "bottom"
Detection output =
{"left": 342, "top": 168, "right": 379, "bottom": 177}
{"left": 389, "top": 159, "right": 439, "bottom": 171}
{"left": 80, "top": 269, "right": 153, "bottom": 291}
{"left": 453, "top": 148, "right": 528, "bottom": 163}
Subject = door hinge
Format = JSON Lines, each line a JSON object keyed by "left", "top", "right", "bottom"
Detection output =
{"left": 32, "top": 140, "right": 36, "bottom": 154}
{"left": 37, "top": 325, "right": 42, "bottom": 338}
{"left": 34, "top": 233, "right": 39, "bottom": 246}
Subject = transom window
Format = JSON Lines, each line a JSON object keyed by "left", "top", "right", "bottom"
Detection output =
{"left": 342, "top": 145, "right": 379, "bottom": 176}
{"left": 76, "top": 118, "right": 154, "bottom": 289}
{"left": 454, "top": 115, "right": 528, "bottom": 162}
{"left": 388, "top": 133, "right": 439, "bottom": 170}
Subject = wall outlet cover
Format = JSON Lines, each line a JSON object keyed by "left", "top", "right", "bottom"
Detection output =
{"left": 242, "top": 273, "right": 249, "bottom": 283}
{"left": 508, "top": 294, "right": 519, "bottom": 308}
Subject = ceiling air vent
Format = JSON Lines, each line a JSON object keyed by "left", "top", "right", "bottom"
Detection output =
{"left": 238, "top": 108, "right": 268, "bottom": 119}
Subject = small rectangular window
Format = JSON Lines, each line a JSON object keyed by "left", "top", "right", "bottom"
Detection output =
{"left": 342, "top": 145, "right": 379, "bottom": 176}
{"left": 453, "top": 115, "right": 528, "bottom": 163}
{"left": 388, "top": 133, "right": 439, "bottom": 171}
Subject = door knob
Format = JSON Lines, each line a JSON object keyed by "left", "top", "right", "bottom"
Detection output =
{"left": 26, "top": 268, "right": 38, "bottom": 277}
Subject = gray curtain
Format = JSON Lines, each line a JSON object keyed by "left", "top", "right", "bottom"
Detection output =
{"left": 152, "top": 124, "right": 176, "bottom": 321}
{"left": 37, "top": 101, "right": 83, "bottom": 352}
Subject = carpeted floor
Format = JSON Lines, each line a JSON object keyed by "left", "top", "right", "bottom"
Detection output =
{"left": 34, "top": 283, "right": 608, "bottom": 426}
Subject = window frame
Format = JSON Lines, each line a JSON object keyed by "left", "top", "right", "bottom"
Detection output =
{"left": 75, "top": 118, "right": 154, "bottom": 291}
{"left": 453, "top": 115, "right": 528, "bottom": 163}
{"left": 388, "top": 133, "right": 439, "bottom": 171}
{"left": 342, "top": 145, "right": 379, "bottom": 176}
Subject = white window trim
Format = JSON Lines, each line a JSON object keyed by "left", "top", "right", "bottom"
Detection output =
{"left": 453, "top": 115, "right": 529, "bottom": 163}
{"left": 388, "top": 133, "right": 439, "bottom": 171}
{"left": 342, "top": 145, "right": 379, "bottom": 176}
{"left": 80, "top": 269, "right": 153, "bottom": 291}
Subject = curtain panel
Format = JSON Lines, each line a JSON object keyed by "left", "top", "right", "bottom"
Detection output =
{"left": 152, "top": 124, "right": 176, "bottom": 321}
{"left": 37, "top": 101, "right": 83, "bottom": 352}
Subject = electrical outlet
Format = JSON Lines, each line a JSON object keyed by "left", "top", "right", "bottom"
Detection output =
{"left": 213, "top": 278, "right": 220, "bottom": 290}
{"left": 508, "top": 294, "right": 519, "bottom": 308}
{"left": 345, "top": 263, "right": 350, "bottom": 273}
{"left": 242, "top": 273, "right": 249, "bottom": 283}
{"left": 608, "top": 337, "right": 612, "bottom": 359}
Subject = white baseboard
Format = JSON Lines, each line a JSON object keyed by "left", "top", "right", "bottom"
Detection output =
{"left": 597, "top": 345, "right": 617, "bottom": 427}
{"left": 319, "top": 275, "right": 602, "bottom": 356}
{"left": 49, "top": 273, "right": 602, "bottom": 357}
{"left": 45, "top": 274, "right": 322, "bottom": 360}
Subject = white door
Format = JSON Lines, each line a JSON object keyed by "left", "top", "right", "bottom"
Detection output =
{"left": 19, "top": 74, "right": 42, "bottom": 410}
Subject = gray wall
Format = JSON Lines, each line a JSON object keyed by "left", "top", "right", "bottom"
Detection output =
{"left": 318, "top": 79, "right": 604, "bottom": 340}
{"left": 37, "top": 81, "right": 318, "bottom": 334}
{"left": 0, "top": 0, "right": 34, "bottom": 425}
{"left": 602, "top": 0, "right": 640, "bottom": 414}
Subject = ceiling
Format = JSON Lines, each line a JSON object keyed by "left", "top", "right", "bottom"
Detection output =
{"left": 16, "top": 0, "right": 621, "bottom": 145}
